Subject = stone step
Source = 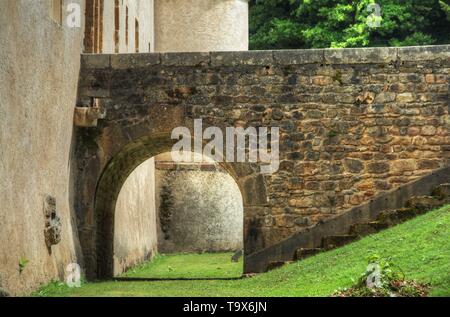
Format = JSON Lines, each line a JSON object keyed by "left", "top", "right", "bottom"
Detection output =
{"left": 322, "top": 235, "right": 358, "bottom": 250}
{"left": 377, "top": 207, "right": 422, "bottom": 226}
{"left": 406, "top": 195, "right": 444, "bottom": 212}
{"left": 294, "top": 248, "right": 323, "bottom": 260}
{"left": 266, "top": 261, "right": 293, "bottom": 271}
{"left": 432, "top": 183, "right": 450, "bottom": 200}
{"left": 349, "top": 221, "right": 390, "bottom": 237}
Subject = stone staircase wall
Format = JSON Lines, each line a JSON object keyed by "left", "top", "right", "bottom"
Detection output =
{"left": 245, "top": 165, "right": 450, "bottom": 272}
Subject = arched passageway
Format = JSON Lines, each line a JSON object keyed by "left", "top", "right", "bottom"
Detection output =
{"left": 113, "top": 150, "right": 245, "bottom": 277}
{"left": 77, "top": 133, "right": 267, "bottom": 279}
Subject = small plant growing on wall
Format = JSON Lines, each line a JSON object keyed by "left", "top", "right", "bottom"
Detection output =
{"left": 18, "top": 257, "right": 29, "bottom": 274}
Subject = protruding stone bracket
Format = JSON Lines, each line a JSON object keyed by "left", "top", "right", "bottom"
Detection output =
{"left": 74, "top": 101, "right": 106, "bottom": 128}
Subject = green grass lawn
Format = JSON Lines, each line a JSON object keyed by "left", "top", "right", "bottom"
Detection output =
{"left": 120, "top": 252, "right": 243, "bottom": 279}
{"left": 35, "top": 205, "right": 450, "bottom": 297}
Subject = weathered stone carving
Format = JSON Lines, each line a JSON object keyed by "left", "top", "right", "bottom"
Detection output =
{"left": 74, "top": 99, "right": 106, "bottom": 127}
{"left": 43, "top": 196, "right": 62, "bottom": 249}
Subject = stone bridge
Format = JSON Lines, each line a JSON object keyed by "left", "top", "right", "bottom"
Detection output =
{"left": 75, "top": 45, "right": 449, "bottom": 279}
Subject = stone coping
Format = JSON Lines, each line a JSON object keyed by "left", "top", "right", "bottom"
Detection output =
{"left": 81, "top": 45, "right": 450, "bottom": 69}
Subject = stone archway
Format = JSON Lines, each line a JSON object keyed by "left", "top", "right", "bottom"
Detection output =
{"left": 87, "top": 133, "right": 266, "bottom": 279}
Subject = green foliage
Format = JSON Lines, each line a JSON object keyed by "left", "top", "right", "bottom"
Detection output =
{"left": 18, "top": 257, "right": 29, "bottom": 274}
{"left": 334, "top": 255, "right": 429, "bottom": 297}
{"left": 440, "top": 0, "right": 450, "bottom": 20}
{"left": 250, "top": 0, "right": 450, "bottom": 49}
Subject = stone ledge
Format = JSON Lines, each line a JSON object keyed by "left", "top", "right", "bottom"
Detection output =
{"left": 110, "top": 53, "right": 160, "bottom": 69}
{"left": 81, "top": 54, "right": 110, "bottom": 69}
{"left": 324, "top": 47, "right": 398, "bottom": 64}
{"left": 211, "top": 50, "right": 274, "bottom": 66}
{"left": 161, "top": 52, "right": 210, "bottom": 66}
{"left": 81, "top": 45, "right": 450, "bottom": 70}
{"left": 398, "top": 45, "right": 450, "bottom": 62}
{"left": 273, "top": 49, "right": 324, "bottom": 65}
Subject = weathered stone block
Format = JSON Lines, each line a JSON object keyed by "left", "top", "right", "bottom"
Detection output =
{"left": 344, "top": 158, "right": 364, "bottom": 173}
{"left": 432, "top": 184, "right": 450, "bottom": 199}
{"left": 398, "top": 45, "right": 450, "bottom": 61}
{"left": 211, "top": 51, "right": 274, "bottom": 66}
{"left": 322, "top": 235, "right": 358, "bottom": 249}
{"left": 273, "top": 49, "right": 324, "bottom": 65}
{"left": 349, "top": 221, "right": 389, "bottom": 237}
{"left": 391, "top": 159, "right": 417, "bottom": 173}
{"left": 396, "top": 93, "right": 414, "bottom": 103}
{"left": 406, "top": 195, "right": 443, "bottom": 211}
{"left": 111, "top": 53, "right": 160, "bottom": 69}
{"left": 324, "top": 47, "right": 397, "bottom": 64}
{"left": 294, "top": 248, "right": 322, "bottom": 260}
{"left": 421, "top": 125, "right": 437, "bottom": 136}
{"left": 374, "top": 92, "right": 396, "bottom": 103}
{"left": 377, "top": 207, "right": 421, "bottom": 225}
{"left": 81, "top": 54, "right": 110, "bottom": 69}
{"left": 161, "top": 52, "right": 210, "bottom": 66}
{"left": 367, "top": 162, "right": 390, "bottom": 174}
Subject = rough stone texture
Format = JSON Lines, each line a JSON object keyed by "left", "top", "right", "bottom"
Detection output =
{"left": 349, "top": 222, "right": 389, "bottom": 237}
{"left": 155, "top": 166, "right": 244, "bottom": 253}
{"left": 114, "top": 158, "right": 158, "bottom": 276}
{"left": 405, "top": 195, "right": 443, "bottom": 211}
{"left": 432, "top": 183, "right": 450, "bottom": 199}
{"left": 154, "top": 0, "right": 249, "bottom": 52}
{"left": 43, "top": 196, "right": 62, "bottom": 250}
{"left": 77, "top": 45, "right": 450, "bottom": 277}
{"left": 322, "top": 235, "right": 358, "bottom": 249}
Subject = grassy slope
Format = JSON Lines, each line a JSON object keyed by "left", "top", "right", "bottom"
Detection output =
{"left": 35, "top": 205, "right": 450, "bottom": 297}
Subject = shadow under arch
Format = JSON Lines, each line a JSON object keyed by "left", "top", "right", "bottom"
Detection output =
{"left": 93, "top": 132, "right": 267, "bottom": 279}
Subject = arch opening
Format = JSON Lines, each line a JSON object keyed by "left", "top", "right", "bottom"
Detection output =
{"left": 92, "top": 134, "right": 261, "bottom": 280}
{"left": 114, "top": 151, "right": 244, "bottom": 278}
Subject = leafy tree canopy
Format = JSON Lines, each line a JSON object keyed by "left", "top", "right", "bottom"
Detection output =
{"left": 249, "top": 0, "right": 450, "bottom": 49}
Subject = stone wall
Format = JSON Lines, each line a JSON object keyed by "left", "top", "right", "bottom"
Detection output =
{"left": 0, "top": 0, "right": 85, "bottom": 296}
{"left": 0, "top": 0, "right": 156, "bottom": 295}
{"left": 82, "top": 0, "right": 157, "bottom": 278}
{"left": 78, "top": 45, "right": 450, "bottom": 260}
{"left": 155, "top": 162, "right": 244, "bottom": 253}
{"left": 114, "top": 158, "right": 158, "bottom": 276}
